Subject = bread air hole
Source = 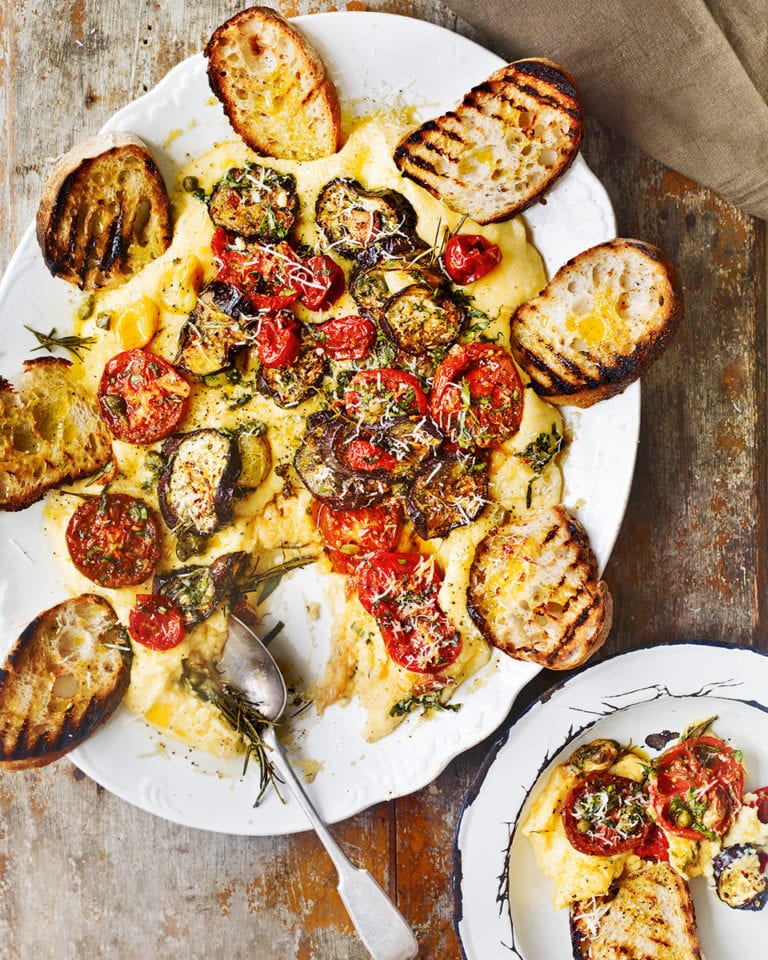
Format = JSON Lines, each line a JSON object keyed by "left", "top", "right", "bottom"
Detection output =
{"left": 52, "top": 673, "right": 79, "bottom": 699}
{"left": 133, "top": 198, "right": 151, "bottom": 246}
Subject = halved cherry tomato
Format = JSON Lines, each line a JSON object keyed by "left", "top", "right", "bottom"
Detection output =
{"left": 253, "top": 310, "right": 301, "bottom": 368}
{"left": 747, "top": 786, "right": 768, "bottom": 824}
{"left": 292, "top": 254, "right": 345, "bottom": 311}
{"left": 66, "top": 493, "right": 161, "bottom": 588}
{"left": 562, "top": 772, "right": 651, "bottom": 857}
{"left": 430, "top": 342, "right": 524, "bottom": 449}
{"left": 315, "top": 315, "right": 376, "bottom": 361}
{"left": 98, "top": 349, "right": 190, "bottom": 445}
{"left": 341, "top": 368, "right": 429, "bottom": 428}
{"left": 357, "top": 552, "right": 461, "bottom": 673}
{"left": 443, "top": 234, "right": 502, "bottom": 285}
{"left": 635, "top": 823, "right": 670, "bottom": 863}
{"left": 129, "top": 594, "right": 186, "bottom": 650}
{"left": 347, "top": 438, "right": 399, "bottom": 473}
{"left": 211, "top": 227, "right": 300, "bottom": 311}
{"left": 648, "top": 735, "right": 745, "bottom": 840}
{"left": 314, "top": 501, "right": 402, "bottom": 573}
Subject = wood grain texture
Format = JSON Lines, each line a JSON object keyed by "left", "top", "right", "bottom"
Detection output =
{"left": 0, "top": 2, "right": 765, "bottom": 959}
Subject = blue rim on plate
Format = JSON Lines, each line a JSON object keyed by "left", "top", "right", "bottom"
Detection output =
{"left": 452, "top": 640, "right": 768, "bottom": 960}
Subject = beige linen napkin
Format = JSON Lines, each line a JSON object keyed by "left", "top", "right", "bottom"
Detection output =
{"left": 443, "top": 0, "right": 768, "bottom": 219}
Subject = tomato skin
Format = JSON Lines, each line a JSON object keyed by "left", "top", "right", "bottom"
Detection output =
{"left": 211, "top": 228, "right": 300, "bottom": 311}
{"left": 648, "top": 735, "right": 745, "bottom": 840}
{"left": 129, "top": 594, "right": 186, "bottom": 650}
{"left": 98, "top": 349, "right": 190, "bottom": 444}
{"left": 315, "top": 315, "right": 376, "bottom": 361}
{"left": 357, "top": 552, "right": 462, "bottom": 673}
{"left": 347, "top": 438, "right": 399, "bottom": 473}
{"left": 314, "top": 501, "right": 402, "bottom": 573}
{"left": 443, "top": 234, "right": 502, "bottom": 285}
{"left": 341, "top": 368, "right": 429, "bottom": 427}
{"left": 430, "top": 342, "right": 524, "bottom": 449}
{"left": 66, "top": 493, "right": 161, "bottom": 588}
{"left": 253, "top": 310, "right": 301, "bottom": 367}
{"left": 293, "top": 254, "right": 345, "bottom": 311}
{"left": 635, "top": 823, "right": 670, "bottom": 863}
{"left": 562, "top": 772, "right": 651, "bottom": 857}
{"left": 747, "top": 786, "right": 768, "bottom": 824}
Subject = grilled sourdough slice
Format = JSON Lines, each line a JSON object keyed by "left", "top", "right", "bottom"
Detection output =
{"left": 0, "top": 595, "right": 131, "bottom": 769}
{"left": 393, "top": 58, "right": 583, "bottom": 224}
{"left": 467, "top": 505, "right": 611, "bottom": 669}
{"left": 570, "top": 862, "right": 703, "bottom": 960}
{"left": 0, "top": 358, "right": 113, "bottom": 512}
{"left": 37, "top": 132, "right": 171, "bottom": 290}
{"left": 205, "top": 5, "right": 341, "bottom": 160}
{"left": 510, "top": 239, "right": 682, "bottom": 407}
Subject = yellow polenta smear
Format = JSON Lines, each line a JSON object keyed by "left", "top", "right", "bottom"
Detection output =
{"left": 47, "top": 113, "right": 561, "bottom": 754}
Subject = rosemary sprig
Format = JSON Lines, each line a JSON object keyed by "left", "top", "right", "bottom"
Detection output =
{"left": 25, "top": 325, "right": 97, "bottom": 361}
{"left": 237, "top": 553, "right": 317, "bottom": 605}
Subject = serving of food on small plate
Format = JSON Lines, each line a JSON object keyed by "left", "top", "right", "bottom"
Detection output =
{"left": 0, "top": 9, "right": 679, "bottom": 834}
{"left": 452, "top": 642, "right": 768, "bottom": 960}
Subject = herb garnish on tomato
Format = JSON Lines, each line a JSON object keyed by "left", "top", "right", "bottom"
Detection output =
{"left": 562, "top": 772, "right": 651, "bottom": 857}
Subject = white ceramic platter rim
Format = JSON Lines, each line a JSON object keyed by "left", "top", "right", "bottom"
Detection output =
{"left": 452, "top": 641, "right": 768, "bottom": 960}
{"left": 0, "top": 12, "right": 638, "bottom": 835}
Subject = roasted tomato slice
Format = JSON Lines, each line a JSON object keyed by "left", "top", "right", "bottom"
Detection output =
{"left": 315, "top": 315, "right": 376, "bottom": 361}
{"left": 98, "top": 349, "right": 190, "bottom": 444}
{"left": 314, "top": 501, "right": 403, "bottom": 573}
{"left": 747, "top": 786, "right": 768, "bottom": 824}
{"left": 211, "top": 228, "right": 301, "bottom": 311}
{"left": 292, "top": 254, "right": 345, "bottom": 311}
{"left": 562, "top": 772, "right": 652, "bottom": 856}
{"left": 341, "top": 368, "right": 429, "bottom": 428}
{"left": 253, "top": 310, "right": 302, "bottom": 368}
{"left": 443, "top": 234, "right": 502, "bottom": 285}
{"left": 66, "top": 493, "right": 161, "bottom": 588}
{"left": 430, "top": 342, "right": 524, "bottom": 449}
{"left": 357, "top": 552, "right": 462, "bottom": 673}
{"left": 129, "top": 594, "right": 186, "bottom": 650}
{"left": 648, "top": 735, "right": 745, "bottom": 840}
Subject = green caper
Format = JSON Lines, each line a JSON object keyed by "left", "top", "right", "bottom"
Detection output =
{"left": 95, "top": 312, "right": 111, "bottom": 330}
{"left": 102, "top": 393, "right": 127, "bottom": 417}
{"left": 577, "top": 818, "right": 591, "bottom": 834}
{"left": 183, "top": 175, "right": 200, "bottom": 193}
{"left": 676, "top": 808, "right": 692, "bottom": 829}
{"left": 77, "top": 295, "right": 95, "bottom": 321}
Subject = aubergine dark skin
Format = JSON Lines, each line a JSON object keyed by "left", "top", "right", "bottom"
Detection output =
{"left": 349, "top": 244, "right": 444, "bottom": 322}
{"left": 157, "top": 429, "right": 241, "bottom": 538}
{"left": 153, "top": 551, "right": 250, "bottom": 627}
{"left": 175, "top": 281, "right": 255, "bottom": 377}
{"left": 293, "top": 417, "right": 390, "bottom": 510}
{"left": 711, "top": 843, "right": 768, "bottom": 910}
{"left": 381, "top": 284, "right": 466, "bottom": 355}
{"left": 207, "top": 163, "right": 298, "bottom": 241}
{"left": 406, "top": 451, "right": 489, "bottom": 539}
{"left": 315, "top": 178, "right": 420, "bottom": 259}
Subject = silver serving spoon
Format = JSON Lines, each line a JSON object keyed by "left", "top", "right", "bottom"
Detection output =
{"left": 219, "top": 615, "right": 420, "bottom": 960}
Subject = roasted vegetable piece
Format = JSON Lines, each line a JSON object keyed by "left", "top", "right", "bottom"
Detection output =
{"left": 175, "top": 281, "right": 254, "bottom": 376}
{"left": 315, "top": 178, "right": 419, "bottom": 258}
{"left": 257, "top": 338, "right": 326, "bottom": 407}
{"left": 314, "top": 500, "right": 402, "bottom": 574}
{"left": 406, "top": 451, "right": 488, "bottom": 539}
{"left": 341, "top": 367, "right": 429, "bottom": 429}
{"left": 561, "top": 772, "right": 651, "bottom": 857}
{"left": 294, "top": 417, "right": 390, "bottom": 510}
{"left": 712, "top": 844, "right": 768, "bottom": 910}
{"left": 381, "top": 283, "right": 465, "bottom": 355}
{"left": 207, "top": 163, "right": 298, "bottom": 241}
{"left": 350, "top": 246, "right": 444, "bottom": 322}
{"left": 237, "top": 430, "right": 271, "bottom": 490}
{"left": 157, "top": 429, "right": 241, "bottom": 537}
{"left": 153, "top": 551, "right": 250, "bottom": 627}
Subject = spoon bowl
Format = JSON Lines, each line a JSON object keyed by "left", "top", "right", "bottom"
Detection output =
{"left": 219, "top": 614, "right": 419, "bottom": 960}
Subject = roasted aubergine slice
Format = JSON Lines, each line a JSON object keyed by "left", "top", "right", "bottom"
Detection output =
{"left": 406, "top": 451, "right": 488, "bottom": 539}
{"left": 315, "top": 178, "right": 419, "bottom": 258}
{"left": 157, "top": 429, "right": 241, "bottom": 538}
{"left": 153, "top": 551, "right": 250, "bottom": 627}
{"left": 207, "top": 163, "right": 299, "bottom": 241}
{"left": 175, "top": 281, "right": 254, "bottom": 377}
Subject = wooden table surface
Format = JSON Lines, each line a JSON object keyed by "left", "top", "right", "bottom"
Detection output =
{"left": 1, "top": 3, "right": 765, "bottom": 959}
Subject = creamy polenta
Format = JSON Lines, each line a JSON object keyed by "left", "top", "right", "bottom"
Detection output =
{"left": 45, "top": 112, "right": 562, "bottom": 754}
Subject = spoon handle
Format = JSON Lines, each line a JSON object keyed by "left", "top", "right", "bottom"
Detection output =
{"left": 267, "top": 730, "right": 419, "bottom": 960}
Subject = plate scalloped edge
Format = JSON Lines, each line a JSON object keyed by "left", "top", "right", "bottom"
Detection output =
{"left": 452, "top": 640, "right": 768, "bottom": 960}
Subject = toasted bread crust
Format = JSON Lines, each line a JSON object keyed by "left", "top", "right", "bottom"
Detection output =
{"left": 467, "top": 505, "right": 611, "bottom": 669}
{"left": 0, "top": 595, "right": 131, "bottom": 770}
{"left": 393, "top": 58, "right": 584, "bottom": 224}
{"left": 511, "top": 238, "right": 683, "bottom": 407}
{"left": 0, "top": 358, "right": 113, "bottom": 512}
{"left": 570, "top": 863, "right": 703, "bottom": 960}
{"left": 36, "top": 132, "right": 172, "bottom": 291}
{"left": 205, "top": 6, "right": 341, "bottom": 161}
